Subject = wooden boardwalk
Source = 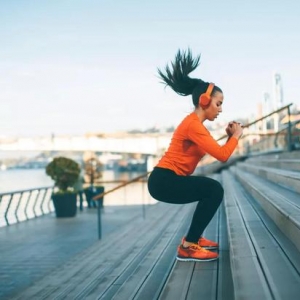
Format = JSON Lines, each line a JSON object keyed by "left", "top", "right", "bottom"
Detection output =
{"left": 0, "top": 205, "right": 147, "bottom": 299}
{"left": 1, "top": 151, "right": 300, "bottom": 300}
{"left": 7, "top": 201, "right": 197, "bottom": 299}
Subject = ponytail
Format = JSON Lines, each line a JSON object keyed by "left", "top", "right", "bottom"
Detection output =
{"left": 158, "top": 49, "right": 201, "bottom": 96}
{"left": 158, "top": 49, "right": 222, "bottom": 107}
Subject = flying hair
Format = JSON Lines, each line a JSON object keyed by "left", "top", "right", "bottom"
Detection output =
{"left": 157, "top": 49, "right": 202, "bottom": 96}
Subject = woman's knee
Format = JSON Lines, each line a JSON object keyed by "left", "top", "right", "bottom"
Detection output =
{"left": 213, "top": 180, "right": 224, "bottom": 202}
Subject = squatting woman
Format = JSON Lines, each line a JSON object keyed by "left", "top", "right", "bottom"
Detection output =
{"left": 147, "top": 49, "right": 243, "bottom": 262}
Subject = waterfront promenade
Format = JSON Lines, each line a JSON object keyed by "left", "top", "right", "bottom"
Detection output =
{"left": 0, "top": 150, "right": 300, "bottom": 299}
{"left": 0, "top": 204, "right": 148, "bottom": 299}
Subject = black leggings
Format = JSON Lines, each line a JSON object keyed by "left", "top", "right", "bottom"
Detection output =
{"left": 147, "top": 167, "right": 224, "bottom": 243}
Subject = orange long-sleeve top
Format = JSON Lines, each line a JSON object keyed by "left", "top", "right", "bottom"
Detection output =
{"left": 156, "top": 112, "right": 238, "bottom": 176}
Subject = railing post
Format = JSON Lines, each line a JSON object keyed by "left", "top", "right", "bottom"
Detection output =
{"left": 15, "top": 192, "right": 24, "bottom": 223}
{"left": 142, "top": 180, "right": 145, "bottom": 220}
{"left": 97, "top": 200, "right": 102, "bottom": 240}
{"left": 4, "top": 194, "right": 14, "bottom": 226}
{"left": 92, "top": 172, "right": 150, "bottom": 239}
{"left": 48, "top": 187, "right": 55, "bottom": 213}
{"left": 33, "top": 189, "right": 41, "bottom": 218}
{"left": 287, "top": 106, "right": 292, "bottom": 151}
{"left": 24, "top": 191, "right": 32, "bottom": 220}
{"left": 40, "top": 189, "right": 48, "bottom": 215}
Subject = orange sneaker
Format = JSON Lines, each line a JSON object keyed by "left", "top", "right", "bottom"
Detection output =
{"left": 198, "top": 237, "right": 219, "bottom": 249}
{"left": 177, "top": 243, "right": 218, "bottom": 262}
{"left": 181, "top": 237, "right": 219, "bottom": 249}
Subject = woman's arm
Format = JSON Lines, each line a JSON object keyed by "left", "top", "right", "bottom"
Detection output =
{"left": 188, "top": 121, "right": 243, "bottom": 162}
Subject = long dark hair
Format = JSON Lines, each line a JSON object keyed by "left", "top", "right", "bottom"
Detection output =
{"left": 157, "top": 49, "right": 222, "bottom": 107}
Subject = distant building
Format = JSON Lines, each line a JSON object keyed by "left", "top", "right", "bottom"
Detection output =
{"left": 273, "top": 72, "right": 284, "bottom": 110}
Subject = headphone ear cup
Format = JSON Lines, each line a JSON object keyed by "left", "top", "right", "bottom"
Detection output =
{"left": 198, "top": 82, "right": 214, "bottom": 108}
{"left": 199, "top": 94, "right": 211, "bottom": 107}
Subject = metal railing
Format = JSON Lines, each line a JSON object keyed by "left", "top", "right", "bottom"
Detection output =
{"left": 0, "top": 172, "right": 152, "bottom": 238}
{"left": 217, "top": 103, "right": 294, "bottom": 153}
{"left": 211, "top": 103, "right": 297, "bottom": 156}
{"left": 243, "top": 119, "right": 300, "bottom": 154}
{"left": 92, "top": 172, "right": 150, "bottom": 239}
{"left": 0, "top": 186, "right": 54, "bottom": 227}
{"left": 197, "top": 103, "right": 299, "bottom": 171}
{"left": 248, "top": 104, "right": 296, "bottom": 153}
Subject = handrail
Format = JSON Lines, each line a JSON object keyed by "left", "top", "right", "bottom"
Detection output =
{"left": 0, "top": 186, "right": 54, "bottom": 196}
{"left": 213, "top": 103, "right": 297, "bottom": 154}
{"left": 217, "top": 103, "right": 293, "bottom": 142}
{"left": 198, "top": 103, "right": 297, "bottom": 168}
{"left": 83, "top": 179, "right": 147, "bottom": 187}
{"left": 241, "top": 103, "right": 293, "bottom": 129}
{"left": 92, "top": 172, "right": 150, "bottom": 201}
{"left": 90, "top": 171, "right": 151, "bottom": 240}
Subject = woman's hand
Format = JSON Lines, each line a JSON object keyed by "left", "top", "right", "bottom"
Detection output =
{"left": 226, "top": 124, "right": 233, "bottom": 137}
{"left": 226, "top": 121, "right": 244, "bottom": 139}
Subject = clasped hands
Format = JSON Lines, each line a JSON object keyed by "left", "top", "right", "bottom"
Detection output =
{"left": 225, "top": 121, "right": 244, "bottom": 139}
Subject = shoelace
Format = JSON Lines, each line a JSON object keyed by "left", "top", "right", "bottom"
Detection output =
{"left": 189, "top": 244, "right": 209, "bottom": 253}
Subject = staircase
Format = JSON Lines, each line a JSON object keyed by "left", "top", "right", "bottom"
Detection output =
{"left": 222, "top": 150, "right": 300, "bottom": 299}
{"left": 8, "top": 151, "right": 300, "bottom": 300}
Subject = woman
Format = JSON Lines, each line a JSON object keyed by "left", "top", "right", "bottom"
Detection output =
{"left": 147, "top": 49, "right": 243, "bottom": 262}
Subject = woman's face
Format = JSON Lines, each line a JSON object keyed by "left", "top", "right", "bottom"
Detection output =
{"left": 205, "top": 91, "right": 223, "bottom": 121}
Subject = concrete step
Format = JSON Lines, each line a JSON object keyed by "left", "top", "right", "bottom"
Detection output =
{"left": 237, "top": 162, "right": 300, "bottom": 193}
{"left": 222, "top": 170, "right": 300, "bottom": 300}
{"left": 231, "top": 166, "right": 300, "bottom": 252}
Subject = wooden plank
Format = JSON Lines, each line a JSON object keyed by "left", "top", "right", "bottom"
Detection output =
{"left": 187, "top": 267, "right": 218, "bottom": 300}
{"left": 246, "top": 157, "right": 300, "bottom": 171}
{"left": 228, "top": 169, "right": 300, "bottom": 299}
{"left": 216, "top": 203, "right": 234, "bottom": 300}
{"left": 239, "top": 181, "right": 300, "bottom": 272}
{"left": 222, "top": 171, "right": 273, "bottom": 300}
{"left": 158, "top": 261, "right": 195, "bottom": 300}
{"left": 64, "top": 204, "right": 184, "bottom": 299}
{"left": 234, "top": 167, "right": 300, "bottom": 252}
{"left": 10, "top": 202, "right": 177, "bottom": 299}
{"left": 186, "top": 210, "right": 218, "bottom": 300}
{"left": 158, "top": 205, "right": 219, "bottom": 300}
{"left": 238, "top": 162, "right": 300, "bottom": 193}
{"left": 98, "top": 204, "right": 194, "bottom": 300}
{"left": 133, "top": 205, "right": 195, "bottom": 300}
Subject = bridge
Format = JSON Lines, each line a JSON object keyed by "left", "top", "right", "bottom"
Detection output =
{"left": 0, "top": 132, "right": 172, "bottom": 155}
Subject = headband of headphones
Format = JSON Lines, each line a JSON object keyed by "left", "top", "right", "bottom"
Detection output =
{"left": 199, "top": 83, "right": 215, "bottom": 107}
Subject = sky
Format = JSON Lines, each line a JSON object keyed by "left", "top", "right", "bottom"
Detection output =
{"left": 1, "top": 0, "right": 299, "bottom": 138}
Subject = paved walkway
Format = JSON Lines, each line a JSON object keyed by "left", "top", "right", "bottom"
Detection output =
{"left": 0, "top": 205, "right": 148, "bottom": 299}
